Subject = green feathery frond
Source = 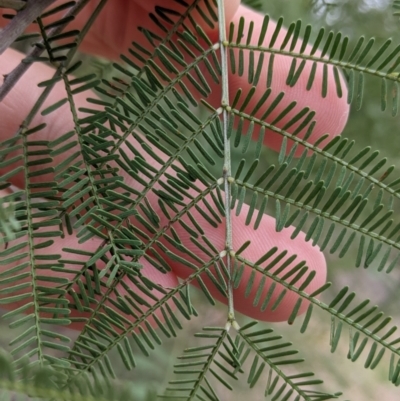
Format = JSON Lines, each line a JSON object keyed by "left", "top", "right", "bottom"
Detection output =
{"left": 0, "top": 349, "right": 135, "bottom": 401}
{"left": 235, "top": 250, "right": 400, "bottom": 376}
{"left": 227, "top": 14, "right": 400, "bottom": 113}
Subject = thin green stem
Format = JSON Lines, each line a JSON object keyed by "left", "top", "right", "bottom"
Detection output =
{"left": 187, "top": 330, "right": 227, "bottom": 400}
{"left": 231, "top": 108, "right": 400, "bottom": 201}
{"left": 22, "top": 134, "right": 44, "bottom": 365}
{"left": 67, "top": 255, "right": 221, "bottom": 378}
{"left": 237, "top": 254, "right": 400, "bottom": 358}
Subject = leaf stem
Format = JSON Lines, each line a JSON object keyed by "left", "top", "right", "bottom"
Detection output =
{"left": 217, "top": 0, "right": 236, "bottom": 326}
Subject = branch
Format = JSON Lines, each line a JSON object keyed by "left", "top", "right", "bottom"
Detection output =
{"left": 0, "top": 0, "right": 57, "bottom": 55}
{"left": 0, "top": 0, "right": 90, "bottom": 102}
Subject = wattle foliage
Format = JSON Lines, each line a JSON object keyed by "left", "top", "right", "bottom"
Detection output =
{"left": 0, "top": 1, "right": 399, "bottom": 400}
